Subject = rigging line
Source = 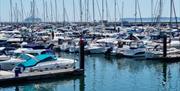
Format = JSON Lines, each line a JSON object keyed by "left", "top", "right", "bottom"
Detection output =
{"left": 65, "top": 8, "right": 69, "bottom": 22}
{"left": 96, "top": 0, "right": 102, "bottom": 20}
{"left": 116, "top": 1, "right": 121, "bottom": 21}
{"left": 137, "top": 0, "right": 143, "bottom": 24}
{"left": 153, "top": 0, "right": 159, "bottom": 23}
{"left": 155, "top": 0, "right": 161, "bottom": 26}
{"left": 172, "top": 0, "right": 178, "bottom": 28}
{"left": 170, "top": 0, "right": 173, "bottom": 27}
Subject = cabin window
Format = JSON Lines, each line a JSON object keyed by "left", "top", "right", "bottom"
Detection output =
{"left": 45, "top": 68, "right": 48, "bottom": 70}
{"left": 42, "top": 57, "right": 55, "bottom": 62}
{"left": 56, "top": 66, "right": 60, "bottom": 68}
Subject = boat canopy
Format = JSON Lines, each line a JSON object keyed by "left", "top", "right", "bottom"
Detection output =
{"left": 18, "top": 54, "right": 57, "bottom": 68}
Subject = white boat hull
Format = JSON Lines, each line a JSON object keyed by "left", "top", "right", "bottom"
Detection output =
{"left": 88, "top": 47, "right": 106, "bottom": 54}
{"left": 0, "top": 58, "right": 24, "bottom": 70}
{"left": 24, "top": 58, "right": 76, "bottom": 72}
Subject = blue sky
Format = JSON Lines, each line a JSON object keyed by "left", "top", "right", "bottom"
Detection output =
{"left": 0, "top": 0, "right": 180, "bottom": 22}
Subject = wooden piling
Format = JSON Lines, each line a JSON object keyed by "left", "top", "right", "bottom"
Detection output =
{"left": 79, "top": 37, "right": 85, "bottom": 70}
{"left": 163, "top": 35, "right": 167, "bottom": 57}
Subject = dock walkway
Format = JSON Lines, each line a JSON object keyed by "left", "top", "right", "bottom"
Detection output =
{"left": 0, "top": 68, "right": 84, "bottom": 86}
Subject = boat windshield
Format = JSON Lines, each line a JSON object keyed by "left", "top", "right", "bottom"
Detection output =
{"left": 17, "top": 53, "right": 35, "bottom": 60}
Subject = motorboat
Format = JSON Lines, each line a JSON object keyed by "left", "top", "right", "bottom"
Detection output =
{"left": 111, "top": 40, "right": 146, "bottom": 57}
{"left": 0, "top": 48, "right": 54, "bottom": 70}
{"left": 13, "top": 54, "right": 76, "bottom": 72}
{"left": 0, "top": 53, "right": 35, "bottom": 70}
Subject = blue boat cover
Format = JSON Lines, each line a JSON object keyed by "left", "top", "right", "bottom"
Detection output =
{"left": 18, "top": 54, "right": 57, "bottom": 68}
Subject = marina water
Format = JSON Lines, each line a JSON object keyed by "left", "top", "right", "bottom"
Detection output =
{"left": 1, "top": 52, "right": 180, "bottom": 91}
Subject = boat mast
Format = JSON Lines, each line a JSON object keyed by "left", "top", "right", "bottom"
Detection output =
{"left": 33, "top": 0, "right": 36, "bottom": 23}
{"left": 73, "top": 0, "right": 76, "bottom": 22}
{"left": 43, "top": 0, "right": 45, "bottom": 22}
{"left": 0, "top": 0, "right": 1, "bottom": 23}
{"left": 105, "top": 0, "right": 109, "bottom": 21}
{"left": 102, "top": 0, "right": 104, "bottom": 22}
{"left": 45, "top": 1, "right": 48, "bottom": 22}
{"left": 55, "top": 0, "right": 58, "bottom": 22}
{"left": 158, "top": 0, "right": 162, "bottom": 29}
{"left": 151, "top": 0, "right": 154, "bottom": 25}
{"left": 20, "top": 0, "right": 24, "bottom": 22}
{"left": 10, "top": 0, "right": 13, "bottom": 22}
{"left": 137, "top": 0, "right": 142, "bottom": 24}
{"left": 121, "top": 1, "right": 124, "bottom": 28}
{"left": 63, "top": 0, "right": 65, "bottom": 25}
{"left": 92, "top": 0, "right": 95, "bottom": 23}
{"left": 114, "top": 0, "right": 117, "bottom": 29}
{"left": 80, "top": 0, "right": 83, "bottom": 22}
{"left": 87, "top": 0, "right": 89, "bottom": 23}
{"left": 15, "top": 3, "right": 18, "bottom": 23}
{"left": 170, "top": 0, "right": 173, "bottom": 28}
{"left": 135, "top": 0, "right": 137, "bottom": 25}
{"left": 172, "top": 0, "right": 178, "bottom": 28}
{"left": 50, "top": 0, "right": 53, "bottom": 22}
{"left": 30, "top": 0, "right": 35, "bottom": 23}
{"left": 170, "top": 0, "right": 178, "bottom": 28}
{"left": 96, "top": 0, "right": 102, "bottom": 21}
{"left": 84, "top": 0, "right": 87, "bottom": 22}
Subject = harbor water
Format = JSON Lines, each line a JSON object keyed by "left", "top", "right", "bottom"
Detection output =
{"left": 1, "top": 52, "right": 180, "bottom": 91}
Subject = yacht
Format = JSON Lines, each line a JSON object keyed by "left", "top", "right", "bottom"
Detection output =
{"left": 13, "top": 54, "right": 76, "bottom": 73}
{"left": 0, "top": 48, "right": 54, "bottom": 70}
{"left": 112, "top": 40, "right": 146, "bottom": 57}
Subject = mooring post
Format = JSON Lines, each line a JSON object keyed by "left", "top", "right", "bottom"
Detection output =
{"left": 51, "top": 31, "right": 54, "bottom": 39}
{"left": 163, "top": 35, "right": 167, "bottom": 57}
{"left": 14, "top": 67, "right": 20, "bottom": 77}
{"left": 79, "top": 36, "right": 85, "bottom": 70}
